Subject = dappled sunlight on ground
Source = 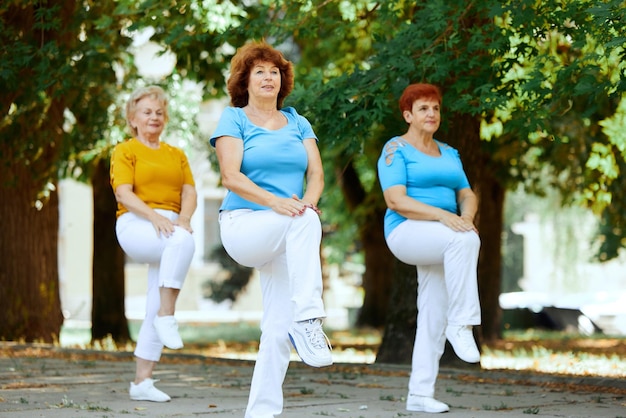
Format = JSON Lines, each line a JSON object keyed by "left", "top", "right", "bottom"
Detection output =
{"left": 175, "top": 330, "right": 626, "bottom": 378}
{"left": 43, "top": 325, "right": 626, "bottom": 378}
{"left": 481, "top": 331, "right": 626, "bottom": 378}
{"left": 481, "top": 346, "right": 626, "bottom": 377}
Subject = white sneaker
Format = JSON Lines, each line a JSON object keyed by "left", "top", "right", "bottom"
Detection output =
{"left": 445, "top": 325, "right": 480, "bottom": 363}
{"left": 129, "top": 378, "right": 171, "bottom": 402}
{"left": 288, "top": 318, "right": 333, "bottom": 368}
{"left": 153, "top": 315, "right": 183, "bottom": 349}
{"left": 406, "top": 394, "right": 449, "bottom": 413}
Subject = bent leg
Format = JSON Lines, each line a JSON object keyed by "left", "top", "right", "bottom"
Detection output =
{"left": 285, "top": 209, "right": 325, "bottom": 321}
{"left": 157, "top": 226, "right": 194, "bottom": 317}
{"left": 220, "top": 209, "right": 325, "bottom": 321}
{"left": 158, "top": 226, "right": 195, "bottom": 289}
{"left": 444, "top": 231, "right": 481, "bottom": 326}
{"left": 386, "top": 220, "right": 481, "bottom": 327}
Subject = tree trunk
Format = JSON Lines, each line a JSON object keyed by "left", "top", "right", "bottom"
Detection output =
{"left": 375, "top": 260, "right": 415, "bottom": 363}
{"left": 474, "top": 172, "right": 505, "bottom": 342}
{"left": 91, "top": 157, "right": 130, "bottom": 343}
{"left": 0, "top": 160, "right": 63, "bottom": 342}
{"left": 356, "top": 206, "right": 394, "bottom": 327}
{"left": 336, "top": 160, "right": 394, "bottom": 327}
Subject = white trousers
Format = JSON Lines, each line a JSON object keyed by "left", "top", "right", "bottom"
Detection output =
{"left": 386, "top": 219, "right": 481, "bottom": 397}
{"left": 116, "top": 209, "right": 195, "bottom": 362}
{"left": 218, "top": 209, "right": 326, "bottom": 418}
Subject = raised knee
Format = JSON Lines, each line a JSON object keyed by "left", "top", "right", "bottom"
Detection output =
{"left": 171, "top": 228, "right": 195, "bottom": 249}
{"left": 459, "top": 231, "right": 480, "bottom": 249}
{"left": 295, "top": 208, "right": 321, "bottom": 229}
{"left": 469, "top": 231, "right": 480, "bottom": 248}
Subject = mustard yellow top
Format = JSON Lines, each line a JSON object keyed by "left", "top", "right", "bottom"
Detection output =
{"left": 110, "top": 138, "right": 195, "bottom": 217}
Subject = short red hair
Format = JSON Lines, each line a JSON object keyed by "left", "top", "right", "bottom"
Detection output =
{"left": 399, "top": 83, "right": 442, "bottom": 113}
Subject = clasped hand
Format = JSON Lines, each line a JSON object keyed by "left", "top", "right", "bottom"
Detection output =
{"left": 150, "top": 213, "right": 194, "bottom": 237}
{"left": 271, "top": 194, "right": 321, "bottom": 217}
{"left": 440, "top": 212, "right": 477, "bottom": 233}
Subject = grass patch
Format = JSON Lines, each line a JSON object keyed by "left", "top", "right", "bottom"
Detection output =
{"left": 482, "top": 330, "right": 626, "bottom": 378}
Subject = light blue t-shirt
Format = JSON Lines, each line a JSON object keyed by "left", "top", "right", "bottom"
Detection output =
{"left": 377, "top": 137, "right": 471, "bottom": 238}
{"left": 210, "top": 106, "right": 317, "bottom": 211}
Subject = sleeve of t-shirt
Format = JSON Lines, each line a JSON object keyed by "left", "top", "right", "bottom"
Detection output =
{"left": 209, "top": 107, "right": 243, "bottom": 147}
{"left": 377, "top": 139, "right": 407, "bottom": 191}
{"left": 291, "top": 108, "right": 317, "bottom": 141}
{"left": 450, "top": 147, "right": 471, "bottom": 191}
{"left": 110, "top": 142, "right": 135, "bottom": 191}
{"left": 178, "top": 148, "right": 196, "bottom": 186}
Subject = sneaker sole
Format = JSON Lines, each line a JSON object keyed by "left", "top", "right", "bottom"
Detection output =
{"left": 130, "top": 396, "right": 171, "bottom": 402}
{"left": 163, "top": 342, "right": 184, "bottom": 350}
{"left": 406, "top": 405, "right": 449, "bottom": 413}
{"left": 288, "top": 332, "right": 332, "bottom": 368}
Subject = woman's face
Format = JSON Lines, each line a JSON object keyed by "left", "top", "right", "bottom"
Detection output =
{"left": 130, "top": 96, "right": 166, "bottom": 138}
{"left": 404, "top": 98, "right": 441, "bottom": 134}
{"left": 247, "top": 61, "right": 281, "bottom": 102}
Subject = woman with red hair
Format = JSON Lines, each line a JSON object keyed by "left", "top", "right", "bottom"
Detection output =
{"left": 377, "top": 83, "right": 481, "bottom": 413}
{"left": 210, "top": 41, "right": 332, "bottom": 418}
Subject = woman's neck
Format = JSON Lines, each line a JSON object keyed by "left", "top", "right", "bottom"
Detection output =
{"left": 136, "top": 133, "right": 160, "bottom": 149}
{"left": 403, "top": 129, "right": 433, "bottom": 146}
{"left": 244, "top": 99, "right": 287, "bottom": 130}
{"left": 402, "top": 130, "right": 439, "bottom": 156}
{"left": 246, "top": 96, "right": 278, "bottom": 113}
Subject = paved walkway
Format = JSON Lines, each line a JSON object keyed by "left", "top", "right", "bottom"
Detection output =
{"left": 1, "top": 343, "right": 625, "bottom": 417}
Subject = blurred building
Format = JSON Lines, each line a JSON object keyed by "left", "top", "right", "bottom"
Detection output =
{"left": 500, "top": 213, "right": 626, "bottom": 335}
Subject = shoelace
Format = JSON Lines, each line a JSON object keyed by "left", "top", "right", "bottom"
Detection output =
{"left": 303, "top": 319, "right": 333, "bottom": 350}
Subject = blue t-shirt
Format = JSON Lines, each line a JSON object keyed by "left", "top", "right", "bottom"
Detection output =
{"left": 377, "top": 137, "right": 471, "bottom": 238}
{"left": 210, "top": 106, "right": 317, "bottom": 211}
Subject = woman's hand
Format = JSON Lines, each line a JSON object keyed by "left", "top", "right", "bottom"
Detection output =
{"left": 174, "top": 215, "right": 194, "bottom": 234}
{"left": 268, "top": 195, "right": 318, "bottom": 217}
{"left": 439, "top": 211, "right": 477, "bottom": 233}
{"left": 293, "top": 194, "right": 322, "bottom": 215}
{"left": 148, "top": 212, "right": 176, "bottom": 237}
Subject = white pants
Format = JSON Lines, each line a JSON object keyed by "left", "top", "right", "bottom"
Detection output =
{"left": 116, "top": 209, "right": 195, "bottom": 362}
{"left": 218, "top": 209, "right": 326, "bottom": 418}
{"left": 386, "top": 219, "right": 481, "bottom": 397}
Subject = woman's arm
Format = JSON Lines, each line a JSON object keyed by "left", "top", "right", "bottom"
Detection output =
{"left": 383, "top": 185, "right": 477, "bottom": 232}
{"left": 457, "top": 187, "right": 478, "bottom": 225}
{"left": 383, "top": 185, "right": 449, "bottom": 221}
{"left": 299, "top": 138, "right": 324, "bottom": 210}
{"left": 174, "top": 183, "right": 197, "bottom": 233}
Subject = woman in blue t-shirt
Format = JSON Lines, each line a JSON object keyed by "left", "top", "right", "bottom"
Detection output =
{"left": 377, "top": 83, "right": 481, "bottom": 414}
{"left": 210, "top": 41, "right": 332, "bottom": 418}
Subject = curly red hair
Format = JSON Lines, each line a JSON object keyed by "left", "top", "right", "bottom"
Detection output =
{"left": 227, "top": 41, "right": 294, "bottom": 109}
{"left": 399, "top": 83, "right": 442, "bottom": 113}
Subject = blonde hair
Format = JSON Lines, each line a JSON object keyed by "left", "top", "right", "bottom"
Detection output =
{"left": 125, "top": 85, "right": 169, "bottom": 137}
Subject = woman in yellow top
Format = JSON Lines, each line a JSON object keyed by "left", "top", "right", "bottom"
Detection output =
{"left": 110, "top": 85, "right": 197, "bottom": 403}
